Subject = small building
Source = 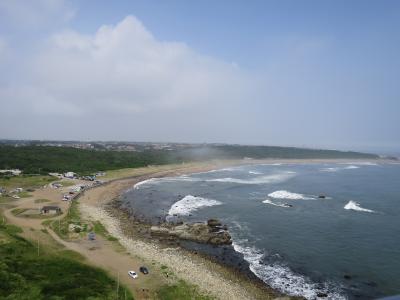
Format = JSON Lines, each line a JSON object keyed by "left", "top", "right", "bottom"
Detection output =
{"left": 0, "top": 169, "right": 22, "bottom": 176}
{"left": 64, "top": 172, "right": 75, "bottom": 179}
{"left": 41, "top": 206, "right": 61, "bottom": 215}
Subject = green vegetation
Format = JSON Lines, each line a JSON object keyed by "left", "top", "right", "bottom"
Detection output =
{"left": 50, "top": 200, "right": 84, "bottom": 239}
{"left": 0, "top": 174, "right": 55, "bottom": 189}
{"left": 11, "top": 208, "right": 28, "bottom": 216}
{"left": 18, "top": 191, "right": 33, "bottom": 198}
{"left": 157, "top": 280, "right": 214, "bottom": 300}
{"left": 13, "top": 208, "right": 56, "bottom": 219}
{"left": 0, "top": 145, "right": 378, "bottom": 175}
{"left": 0, "top": 219, "right": 133, "bottom": 299}
{"left": 93, "top": 221, "right": 107, "bottom": 236}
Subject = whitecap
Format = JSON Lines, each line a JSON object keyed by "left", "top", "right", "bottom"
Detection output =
{"left": 207, "top": 172, "right": 295, "bottom": 185}
{"left": 167, "top": 195, "right": 222, "bottom": 216}
{"left": 344, "top": 165, "right": 360, "bottom": 169}
{"left": 232, "top": 240, "right": 345, "bottom": 300}
{"left": 133, "top": 178, "right": 161, "bottom": 190}
{"left": 341, "top": 162, "right": 378, "bottom": 166}
{"left": 321, "top": 167, "right": 340, "bottom": 172}
{"left": 321, "top": 165, "right": 360, "bottom": 172}
{"left": 268, "top": 190, "right": 316, "bottom": 200}
{"left": 249, "top": 171, "right": 262, "bottom": 175}
{"left": 344, "top": 200, "right": 375, "bottom": 213}
{"left": 133, "top": 176, "right": 201, "bottom": 190}
{"left": 262, "top": 199, "right": 292, "bottom": 208}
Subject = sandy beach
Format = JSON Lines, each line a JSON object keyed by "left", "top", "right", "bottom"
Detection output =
{"left": 77, "top": 158, "right": 390, "bottom": 299}
{"left": 78, "top": 160, "right": 286, "bottom": 300}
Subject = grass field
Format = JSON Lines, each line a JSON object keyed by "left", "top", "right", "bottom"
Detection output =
{"left": 0, "top": 175, "right": 55, "bottom": 190}
{"left": 157, "top": 280, "right": 214, "bottom": 300}
{"left": 0, "top": 213, "right": 133, "bottom": 300}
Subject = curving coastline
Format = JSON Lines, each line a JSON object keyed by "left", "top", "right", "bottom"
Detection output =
{"left": 78, "top": 160, "right": 290, "bottom": 300}
{"left": 78, "top": 158, "right": 387, "bottom": 299}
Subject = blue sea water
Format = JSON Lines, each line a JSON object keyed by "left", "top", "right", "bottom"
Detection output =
{"left": 121, "top": 162, "right": 400, "bottom": 299}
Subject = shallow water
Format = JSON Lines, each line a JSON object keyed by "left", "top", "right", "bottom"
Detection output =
{"left": 121, "top": 162, "right": 400, "bottom": 299}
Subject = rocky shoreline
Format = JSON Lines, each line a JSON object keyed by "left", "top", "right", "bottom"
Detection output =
{"left": 150, "top": 218, "right": 232, "bottom": 245}
{"left": 105, "top": 200, "right": 279, "bottom": 296}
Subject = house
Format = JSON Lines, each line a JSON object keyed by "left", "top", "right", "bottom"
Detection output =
{"left": 64, "top": 172, "right": 75, "bottom": 179}
{"left": 40, "top": 206, "right": 61, "bottom": 214}
{"left": 0, "top": 169, "right": 22, "bottom": 176}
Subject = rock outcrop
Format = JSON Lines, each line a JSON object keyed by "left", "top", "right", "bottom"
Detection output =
{"left": 151, "top": 219, "right": 232, "bottom": 245}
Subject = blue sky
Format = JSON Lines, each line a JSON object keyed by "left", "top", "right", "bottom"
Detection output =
{"left": 0, "top": 0, "right": 399, "bottom": 153}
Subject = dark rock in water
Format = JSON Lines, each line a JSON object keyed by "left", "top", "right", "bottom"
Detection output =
{"left": 318, "top": 194, "right": 326, "bottom": 199}
{"left": 363, "top": 281, "right": 377, "bottom": 287}
{"left": 317, "top": 292, "right": 328, "bottom": 297}
{"left": 150, "top": 221, "right": 232, "bottom": 245}
{"left": 344, "top": 274, "right": 352, "bottom": 280}
{"left": 207, "top": 219, "right": 222, "bottom": 227}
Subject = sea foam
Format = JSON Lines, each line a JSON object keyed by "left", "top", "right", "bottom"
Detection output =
{"left": 167, "top": 195, "right": 222, "bottom": 216}
{"left": 133, "top": 178, "right": 161, "bottom": 190}
{"left": 232, "top": 240, "right": 345, "bottom": 300}
{"left": 268, "top": 190, "right": 316, "bottom": 200}
{"left": 249, "top": 171, "right": 262, "bottom": 175}
{"left": 133, "top": 176, "right": 201, "bottom": 190}
{"left": 207, "top": 172, "right": 295, "bottom": 185}
{"left": 344, "top": 200, "right": 375, "bottom": 213}
{"left": 262, "top": 199, "right": 292, "bottom": 208}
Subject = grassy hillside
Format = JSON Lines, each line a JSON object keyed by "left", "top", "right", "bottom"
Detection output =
{"left": 0, "top": 221, "right": 133, "bottom": 300}
{"left": 0, "top": 145, "right": 378, "bottom": 175}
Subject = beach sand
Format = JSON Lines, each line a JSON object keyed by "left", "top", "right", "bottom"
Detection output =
{"left": 78, "top": 161, "right": 286, "bottom": 300}
{"left": 77, "top": 158, "right": 386, "bottom": 299}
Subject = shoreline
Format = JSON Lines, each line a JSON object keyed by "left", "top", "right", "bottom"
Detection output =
{"left": 79, "top": 160, "right": 284, "bottom": 299}
{"left": 77, "top": 158, "right": 388, "bottom": 299}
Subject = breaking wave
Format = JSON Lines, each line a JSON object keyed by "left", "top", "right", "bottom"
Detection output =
{"left": 262, "top": 199, "right": 292, "bottom": 208}
{"left": 268, "top": 190, "right": 316, "bottom": 200}
{"left": 167, "top": 195, "right": 222, "bottom": 216}
{"left": 207, "top": 172, "right": 295, "bottom": 185}
{"left": 133, "top": 176, "right": 201, "bottom": 190}
{"left": 133, "top": 178, "right": 161, "bottom": 190}
{"left": 321, "top": 165, "right": 360, "bottom": 172}
{"left": 249, "top": 171, "right": 262, "bottom": 175}
{"left": 344, "top": 200, "right": 375, "bottom": 213}
{"left": 232, "top": 240, "right": 345, "bottom": 300}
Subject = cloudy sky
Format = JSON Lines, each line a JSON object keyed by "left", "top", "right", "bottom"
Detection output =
{"left": 0, "top": 0, "right": 399, "bottom": 152}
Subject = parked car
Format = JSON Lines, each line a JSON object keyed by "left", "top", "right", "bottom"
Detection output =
{"left": 128, "top": 270, "right": 138, "bottom": 279}
{"left": 139, "top": 266, "right": 149, "bottom": 274}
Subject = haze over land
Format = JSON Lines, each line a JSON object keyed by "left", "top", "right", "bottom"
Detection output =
{"left": 0, "top": 1, "right": 399, "bottom": 153}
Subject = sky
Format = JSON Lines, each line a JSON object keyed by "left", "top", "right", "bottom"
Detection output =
{"left": 0, "top": 0, "right": 399, "bottom": 152}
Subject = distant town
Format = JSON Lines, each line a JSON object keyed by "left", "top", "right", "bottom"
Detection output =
{"left": 0, "top": 139, "right": 224, "bottom": 152}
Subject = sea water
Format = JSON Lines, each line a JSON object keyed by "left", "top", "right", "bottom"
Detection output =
{"left": 121, "top": 162, "right": 400, "bottom": 299}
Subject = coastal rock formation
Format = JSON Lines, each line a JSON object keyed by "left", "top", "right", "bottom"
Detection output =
{"left": 150, "top": 219, "right": 232, "bottom": 245}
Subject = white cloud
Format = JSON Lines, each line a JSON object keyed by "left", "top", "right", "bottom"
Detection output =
{"left": 25, "top": 15, "right": 248, "bottom": 116}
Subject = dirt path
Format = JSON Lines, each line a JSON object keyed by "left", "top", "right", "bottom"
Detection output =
{"left": 2, "top": 162, "right": 286, "bottom": 300}
{"left": 2, "top": 182, "right": 165, "bottom": 298}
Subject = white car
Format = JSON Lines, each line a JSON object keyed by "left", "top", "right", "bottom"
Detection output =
{"left": 128, "top": 271, "right": 138, "bottom": 279}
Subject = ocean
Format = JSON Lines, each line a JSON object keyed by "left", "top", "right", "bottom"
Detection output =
{"left": 120, "top": 161, "right": 400, "bottom": 299}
